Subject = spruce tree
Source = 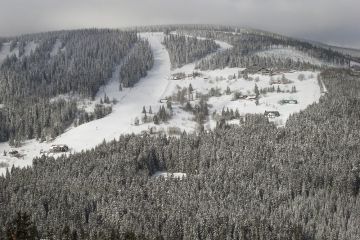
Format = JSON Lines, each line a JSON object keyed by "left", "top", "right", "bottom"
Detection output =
{"left": 6, "top": 212, "right": 38, "bottom": 240}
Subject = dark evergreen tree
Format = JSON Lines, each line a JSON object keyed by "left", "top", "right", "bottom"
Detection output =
{"left": 5, "top": 212, "right": 38, "bottom": 240}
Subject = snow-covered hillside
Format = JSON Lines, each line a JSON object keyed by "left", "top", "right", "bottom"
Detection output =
{"left": 161, "top": 68, "right": 320, "bottom": 129}
{"left": 0, "top": 41, "right": 38, "bottom": 65}
{"left": 0, "top": 32, "right": 324, "bottom": 176}
{"left": 255, "top": 47, "right": 334, "bottom": 67}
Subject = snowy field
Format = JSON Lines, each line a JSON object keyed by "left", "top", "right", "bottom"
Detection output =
{"left": 0, "top": 33, "right": 323, "bottom": 175}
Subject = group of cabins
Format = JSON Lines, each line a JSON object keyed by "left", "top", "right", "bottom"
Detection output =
{"left": 241, "top": 67, "right": 272, "bottom": 75}
{"left": 269, "top": 77, "right": 292, "bottom": 85}
{"left": 6, "top": 144, "right": 70, "bottom": 159}
{"left": 280, "top": 99, "right": 298, "bottom": 104}
{"left": 238, "top": 95, "right": 258, "bottom": 100}
{"left": 171, "top": 72, "right": 204, "bottom": 80}
{"left": 8, "top": 150, "right": 20, "bottom": 157}
{"left": 49, "top": 144, "right": 69, "bottom": 153}
{"left": 241, "top": 66, "right": 294, "bottom": 76}
{"left": 41, "top": 144, "right": 70, "bottom": 154}
{"left": 171, "top": 72, "right": 186, "bottom": 80}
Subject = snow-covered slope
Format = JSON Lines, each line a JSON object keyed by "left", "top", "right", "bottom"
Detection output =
{"left": 255, "top": 47, "right": 334, "bottom": 66}
{"left": 55, "top": 33, "right": 170, "bottom": 151}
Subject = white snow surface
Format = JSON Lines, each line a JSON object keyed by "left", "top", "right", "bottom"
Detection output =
{"left": 0, "top": 32, "right": 323, "bottom": 176}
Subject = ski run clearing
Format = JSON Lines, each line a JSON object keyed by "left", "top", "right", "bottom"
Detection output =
{"left": 0, "top": 41, "right": 38, "bottom": 65}
{"left": 0, "top": 32, "right": 324, "bottom": 175}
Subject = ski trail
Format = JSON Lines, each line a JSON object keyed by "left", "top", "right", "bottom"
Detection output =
{"left": 0, "top": 32, "right": 171, "bottom": 176}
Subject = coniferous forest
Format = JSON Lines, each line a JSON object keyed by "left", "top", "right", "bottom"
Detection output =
{"left": 1, "top": 69, "right": 360, "bottom": 239}
{"left": 0, "top": 29, "right": 153, "bottom": 145}
{"left": 163, "top": 34, "right": 219, "bottom": 68}
{"left": 0, "top": 25, "right": 360, "bottom": 239}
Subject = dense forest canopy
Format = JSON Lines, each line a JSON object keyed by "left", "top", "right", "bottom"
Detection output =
{"left": 0, "top": 26, "right": 353, "bottom": 145}
{"left": 131, "top": 24, "right": 352, "bottom": 69}
{"left": 1, "top": 68, "right": 360, "bottom": 239}
{"left": 0, "top": 25, "right": 359, "bottom": 239}
{"left": 163, "top": 34, "right": 219, "bottom": 68}
{"left": 186, "top": 30, "right": 349, "bottom": 70}
{"left": 0, "top": 29, "right": 153, "bottom": 145}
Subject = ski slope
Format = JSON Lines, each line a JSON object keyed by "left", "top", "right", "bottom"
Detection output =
{"left": 0, "top": 32, "right": 171, "bottom": 175}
